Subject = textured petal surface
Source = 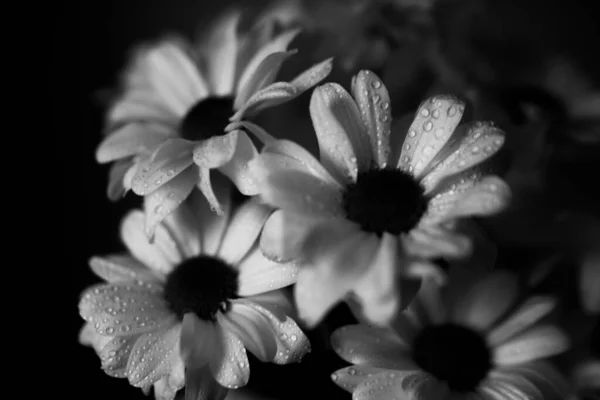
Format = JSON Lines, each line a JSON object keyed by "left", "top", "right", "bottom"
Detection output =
{"left": 494, "top": 325, "right": 570, "bottom": 365}
{"left": 210, "top": 327, "right": 250, "bottom": 389}
{"left": 499, "top": 361, "right": 570, "bottom": 400}
{"left": 193, "top": 131, "right": 238, "bottom": 169}
{"left": 331, "top": 365, "right": 389, "bottom": 393}
{"left": 441, "top": 176, "right": 511, "bottom": 221}
{"left": 99, "top": 335, "right": 140, "bottom": 377}
{"left": 237, "top": 249, "right": 299, "bottom": 296}
{"left": 351, "top": 70, "right": 392, "bottom": 167}
{"left": 79, "top": 322, "right": 113, "bottom": 352}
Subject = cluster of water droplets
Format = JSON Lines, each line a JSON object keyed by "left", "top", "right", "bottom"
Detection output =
{"left": 398, "top": 96, "right": 465, "bottom": 178}
{"left": 212, "top": 333, "right": 249, "bottom": 389}
{"left": 424, "top": 168, "right": 485, "bottom": 221}
{"left": 99, "top": 335, "right": 139, "bottom": 378}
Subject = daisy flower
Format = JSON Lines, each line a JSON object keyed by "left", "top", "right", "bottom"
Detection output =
{"left": 96, "top": 8, "right": 333, "bottom": 239}
{"left": 330, "top": 270, "right": 571, "bottom": 400}
{"left": 252, "top": 69, "right": 510, "bottom": 327}
{"left": 78, "top": 185, "right": 309, "bottom": 400}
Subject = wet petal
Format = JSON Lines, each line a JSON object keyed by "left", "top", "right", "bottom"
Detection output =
{"left": 218, "top": 303, "right": 277, "bottom": 362}
{"left": 89, "top": 255, "right": 159, "bottom": 283}
{"left": 295, "top": 225, "right": 380, "bottom": 327}
{"left": 131, "top": 138, "right": 195, "bottom": 196}
{"left": 331, "top": 365, "right": 389, "bottom": 393}
{"left": 452, "top": 270, "right": 519, "bottom": 332}
{"left": 100, "top": 335, "right": 140, "bottom": 377}
{"left": 127, "top": 323, "right": 181, "bottom": 388}
{"left": 79, "top": 322, "right": 112, "bottom": 352}
{"left": 96, "top": 123, "right": 173, "bottom": 164}
{"left": 351, "top": 70, "right": 392, "bottom": 167}
{"left": 218, "top": 197, "right": 272, "bottom": 265}
{"left": 237, "top": 249, "right": 299, "bottom": 296}
{"left": 487, "top": 296, "right": 557, "bottom": 347}
{"left": 209, "top": 327, "right": 250, "bottom": 389}
{"left": 420, "top": 122, "right": 505, "bottom": 192}
{"left": 309, "top": 83, "right": 370, "bottom": 182}
{"left": 107, "top": 159, "right": 134, "bottom": 200}
{"left": 259, "top": 209, "right": 322, "bottom": 263}
{"left": 331, "top": 325, "right": 413, "bottom": 369}
{"left": 494, "top": 325, "right": 570, "bottom": 365}
{"left": 235, "top": 28, "right": 300, "bottom": 102}
{"left": 198, "top": 10, "right": 240, "bottom": 96}
{"left": 184, "top": 364, "right": 228, "bottom": 400}
{"left": 143, "top": 166, "right": 198, "bottom": 241}
{"left": 79, "top": 282, "right": 174, "bottom": 336}
{"left": 257, "top": 169, "right": 343, "bottom": 217}
{"left": 218, "top": 131, "right": 259, "bottom": 195}
{"left": 120, "top": 210, "right": 182, "bottom": 276}
{"left": 398, "top": 95, "right": 465, "bottom": 178}
{"left": 180, "top": 313, "right": 218, "bottom": 368}
{"left": 354, "top": 371, "right": 444, "bottom": 400}
{"left": 441, "top": 176, "right": 511, "bottom": 221}
{"left": 193, "top": 131, "right": 238, "bottom": 169}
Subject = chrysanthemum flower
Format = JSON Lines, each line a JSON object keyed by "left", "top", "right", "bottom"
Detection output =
{"left": 252, "top": 70, "right": 510, "bottom": 326}
{"left": 78, "top": 186, "right": 308, "bottom": 400}
{"left": 96, "top": 9, "right": 332, "bottom": 239}
{"left": 331, "top": 271, "right": 571, "bottom": 400}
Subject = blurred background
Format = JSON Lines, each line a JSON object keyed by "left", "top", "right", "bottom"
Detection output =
{"left": 72, "top": 0, "right": 599, "bottom": 399}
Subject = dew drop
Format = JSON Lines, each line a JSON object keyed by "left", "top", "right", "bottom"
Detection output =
{"left": 408, "top": 130, "right": 417, "bottom": 138}
{"left": 420, "top": 108, "right": 430, "bottom": 117}
{"left": 371, "top": 80, "right": 381, "bottom": 89}
{"left": 434, "top": 128, "right": 445, "bottom": 140}
{"left": 154, "top": 205, "right": 163, "bottom": 214}
{"left": 166, "top": 169, "right": 175, "bottom": 177}
{"left": 381, "top": 102, "right": 390, "bottom": 110}
{"left": 471, "top": 146, "right": 480, "bottom": 154}
{"left": 432, "top": 109, "right": 440, "bottom": 119}
{"left": 424, "top": 121, "right": 433, "bottom": 132}
{"left": 447, "top": 106, "right": 457, "bottom": 117}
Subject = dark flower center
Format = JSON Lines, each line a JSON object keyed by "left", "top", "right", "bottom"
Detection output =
{"left": 180, "top": 96, "right": 234, "bottom": 141}
{"left": 342, "top": 168, "right": 428, "bottom": 236}
{"left": 412, "top": 323, "right": 492, "bottom": 392}
{"left": 163, "top": 255, "right": 238, "bottom": 321}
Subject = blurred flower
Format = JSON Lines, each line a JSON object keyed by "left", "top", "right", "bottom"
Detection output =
{"left": 96, "top": 8, "right": 332, "bottom": 239}
{"left": 570, "top": 360, "right": 600, "bottom": 400}
{"left": 331, "top": 270, "right": 570, "bottom": 400}
{"left": 251, "top": 70, "right": 510, "bottom": 327}
{"left": 78, "top": 186, "right": 308, "bottom": 400}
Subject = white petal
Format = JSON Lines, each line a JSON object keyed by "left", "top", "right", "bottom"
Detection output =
{"left": 309, "top": 83, "right": 370, "bottom": 182}
{"left": 79, "top": 282, "right": 174, "bottom": 336}
{"left": 452, "top": 270, "right": 519, "bottom": 331}
{"left": 218, "top": 303, "right": 277, "bottom": 362}
{"left": 127, "top": 323, "right": 181, "bottom": 388}
{"left": 99, "top": 335, "right": 141, "bottom": 378}
{"left": 353, "top": 371, "right": 445, "bottom": 400}
{"left": 218, "top": 131, "right": 260, "bottom": 195}
{"left": 184, "top": 364, "right": 229, "bottom": 400}
{"left": 493, "top": 325, "right": 570, "bottom": 365}
{"left": 143, "top": 166, "right": 198, "bottom": 241}
{"left": 331, "top": 325, "right": 413, "bottom": 369}
{"left": 96, "top": 123, "right": 173, "bottom": 164}
{"left": 499, "top": 361, "right": 570, "bottom": 399}
{"left": 351, "top": 70, "right": 392, "bottom": 167}
{"left": 107, "top": 159, "right": 133, "bottom": 201}
{"left": 331, "top": 365, "right": 389, "bottom": 393}
{"left": 89, "top": 255, "right": 160, "bottom": 283}
{"left": 106, "top": 94, "right": 177, "bottom": 128}
{"left": 159, "top": 200, "right": 203, "bottom": 259}
{"left": 190, "top": 178, "right": 232, "bottom": 256}
{"left": 79, "top": 322, "right": 112, "bottom": 352}
{"left": 404, "top": 226, "right": 472, "bottom": 260}
{"left": 180, "top": 313, "right": 218, "bottom": 368}
{"left": 488, "top": 370, "right": 544, "bottom": 400}
{"left": 193, "top": 131, "right": 238, "bottom": 169}
{"left": 209, "top": 326, "right": 250, "bottom": 389}
{"left": 398, "top": 95, "right": 465, "bottom": 178}
{"left": 487, "top": 296, "right": 557, "bottom": 347}
{"left": 237, "top": 249, "right": 299, "bottom": 296}
{"left": 198, "top": 10, "right": 240, "bottom": 96}
{"left": 120, "top": 210, "right": 182, "bottom": 276}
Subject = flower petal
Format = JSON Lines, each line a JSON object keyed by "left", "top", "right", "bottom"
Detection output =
{"left": 99, "top": 335, "right": 140, "bottom": 378}
{"left": 493, "top": 325, "right": 570, "bottom": 365}
{"left": 127, "top": 323, "right": 181, "bottom": 388}
{"left": 193, "top": 131, "right": 238, "bottom": 169}
{"left": 218, "top": 131, "right": 259, "bottom": 195}
{"left": 143, "top": 166, "right": 198, "bottom": 241}
{"left": 498, "top": 361, "right": 570, "bottom": 400}
{"left": 235, "top": 28, "right": 300, "bottom": 102}
{"left": 218, "top": 303, "right": 277, "bottom": 362}
{"left": 398, "top": 95, "right": 465, "bottom": 178}
{"left": 210, "top": 326, "right": 250, "bottom": 389}
{"left": 237, "top": 249, "right": 299, "bottom": 296}
{"left": 107, "top": 159, "right": 134, "bottom": 200}
{"left": 351, "top": 70, "right": 392, "bottom": 167}
{"left": 404, "top": 226, "right": 472, "bottom": 260}
{"left": 180, "top": 313, "right": 218, "bottom": 368}
{"left": 237, "top": 120, "right": 276, "bottom": 144}
{"left": 420, "top": 121, "right": 505, "bottom": 192}
{"left": 96, "top": 123, "right": 173, "bottom": 164}
{"left": 120, "top": 210, "right": 182, "bottom": 276}
{"left": 452, "top": 270, "right": 519, "bottom": 332}
{"left": 259, "top": 209, "right": 322, "bottom": 263}
{"left": 257, "top": 169, "right": 343, "bottom": 217}
{"left": 197, "top": 10, "right": 240, "bottom": 96}
{"left": 331, "top": 325, "right": 413, "bottom": 369}
{"left": 107, "top": 94, "right": 177, "bottom": 128}
{"left": 331, "top": 365, "right": 389, "bottom": 393}
{"left": 79, "top": 322, "right": 112, "bottom": 352}
{"left": 489, "top": 370, "right": 544, "bottom": 400}
{"left": 89, "top": 255, "right": 159, "bottom": 283}
{"left": 184, "top": 364, "right": 229, "bottom": 400}
{"left": 441, "top": 176, "right": 511, "bottom": 221}
{"left": 295, "top": 224, "right": 379, "bottom": 327}
{"left": 487, "top": 296, "right": 557, "bottom": 347}
{"left": 309, "top": 83, "right": 370, "bottom": 182}
{"left": 160, "top": 201, "right": 203, "bottom": 259}
{"left": 354, "top": 371, "right": 444, "bottom": 400}
{"left": 79, "top": 282, "right": 174, "bottom": 336}
{"left": 130, "top": 138, "right": 195, "bottom": 196}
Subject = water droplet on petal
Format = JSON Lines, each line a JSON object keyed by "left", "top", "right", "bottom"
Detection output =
{"left": 424, "top": 121, "right": 433, "bottom": 132}
{"left": 420, "top": 108, "right": 430, "bottom": 117}
{"left": 371, "top": 80, "right": 381, "bottom": 89}
{"left": 432, "top": 109, "right": 440, "bottom": 119}
{"left": 408, "top": 130, "right": 416, "bottom": 138}
{"left": 447, "top": 106, "right": 457, "bottom": 117}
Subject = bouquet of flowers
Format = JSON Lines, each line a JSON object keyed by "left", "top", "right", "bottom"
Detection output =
{"left": 77, "top": 0, "right": 599, "bottom": 399}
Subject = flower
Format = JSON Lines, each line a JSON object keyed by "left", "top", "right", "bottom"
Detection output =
{"left": 330, "top": 270, "right": 571, "bottom": 400}
{"left": 251, "top": 69, "right": 510, "bottom": 327}
{"left": 96, "top": 8, "right": 333, "bottom": 239}
{"left": 78, "top": 184, "right": 309, "bottom": 400}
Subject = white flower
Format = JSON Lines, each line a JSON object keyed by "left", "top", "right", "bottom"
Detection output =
{"left": 331, "top": 270, "right": 571, "bottom": 400}
{"left": 252, "top": 70, "right": 510, "bottom": 327}
{"left": 96, "top": 9, "right": 332, "bottom": 239}
{"left": 78, "top": 184, "right": 308, "bottom": 400}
